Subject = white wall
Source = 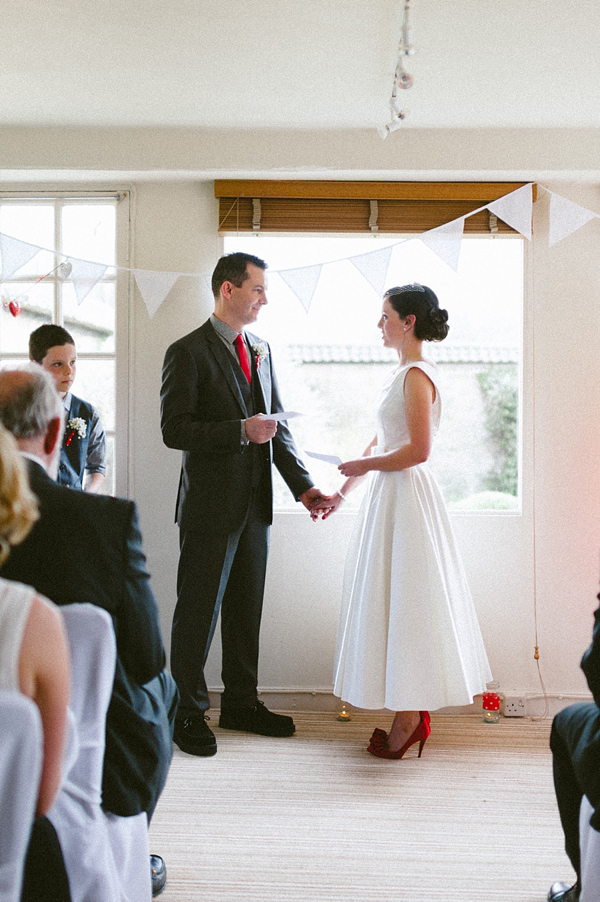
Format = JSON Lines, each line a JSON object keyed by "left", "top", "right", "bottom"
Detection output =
{"left": 122, "top": 174, "right": 600, "bottom": 713}
{"left": 5, "top": 126, "right": 598, "bottom": 712}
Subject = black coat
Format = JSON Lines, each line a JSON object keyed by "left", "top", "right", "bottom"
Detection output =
{"left": 2, "top": 460, "right": 176, "bottom": 817}
{"left": 160, "top": 320, "right": 313, "bottom": 532}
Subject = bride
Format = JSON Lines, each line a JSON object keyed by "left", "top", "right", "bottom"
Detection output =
{"left": 312, "top": 283, "right": 491, "bottom": 759}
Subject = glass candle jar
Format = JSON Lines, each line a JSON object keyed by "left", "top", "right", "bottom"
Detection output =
{"left": 482, "top": 681, "right": 501, "bottom": 724}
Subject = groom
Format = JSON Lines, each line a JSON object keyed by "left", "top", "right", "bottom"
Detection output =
{"left": 160, "top": 252, "right": 329, "bottom": 756}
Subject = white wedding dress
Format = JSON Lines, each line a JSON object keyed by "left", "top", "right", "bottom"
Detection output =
{"left": 334, "top": 361, "right": 492, "bottom": 711}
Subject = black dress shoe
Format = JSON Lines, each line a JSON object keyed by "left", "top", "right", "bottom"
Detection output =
{"left": 547, "top": 881, "right": 580, "bottom": 902}
{"left": 151, "top": 854, "right": 167, "bottom": 897}
{"left": 173, "top": 715, "right": 217, "bottom": 756}
{"left": 219, "top": 700, "right": 296, "bottom": 737}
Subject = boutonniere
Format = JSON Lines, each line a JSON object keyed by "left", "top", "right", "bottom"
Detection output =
{"left": 251, "top": 341, "right": 269, "bottom": 372}
{"left": 65, "top": 417, "right": 87, "bottom": 446}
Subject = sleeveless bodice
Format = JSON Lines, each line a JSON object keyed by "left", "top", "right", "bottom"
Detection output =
{"left": 0, "top": 578, "right": 36, "bottom": 690}
{"left": 375, "top": 360, "right": 441, "bottom": 452}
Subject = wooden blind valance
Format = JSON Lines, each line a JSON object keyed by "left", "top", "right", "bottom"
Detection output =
{"left": 215, "top": 181, "right": 535, "bottom": 235}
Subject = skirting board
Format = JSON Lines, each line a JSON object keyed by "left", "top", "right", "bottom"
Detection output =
{"left": 207, "top": 688, "right": 594, "bottom": 718}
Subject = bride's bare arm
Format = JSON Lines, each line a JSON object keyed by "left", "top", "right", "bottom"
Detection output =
{"left": 339, "top": 368, "right": 434, "bottom": 478}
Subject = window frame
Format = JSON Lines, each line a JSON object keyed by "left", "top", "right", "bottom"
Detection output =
{"left": 0, "top": 190, "right": 130, "bottom": 498}
{"left": 222, "top": 229, "right": 529, "bottom": 517}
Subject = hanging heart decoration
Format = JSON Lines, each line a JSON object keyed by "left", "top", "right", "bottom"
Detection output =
{"left": 8, "top": 301, "right": 20, "bottom": 317}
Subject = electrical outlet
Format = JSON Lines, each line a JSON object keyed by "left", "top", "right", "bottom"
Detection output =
{"left": 503, "top": 696, "right": 526, "bottom": 717}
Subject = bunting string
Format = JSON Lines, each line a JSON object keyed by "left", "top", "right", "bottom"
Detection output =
{"left": 1, "top": 184, "right": 598, "bottom": 319}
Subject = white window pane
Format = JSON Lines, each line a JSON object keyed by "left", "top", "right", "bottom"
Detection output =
{"left": 72, "top": 359, "right": 115, "bottom": 432}
{"left": 225, "top": 234, "right": 523, "bottom": 512}
{"left": 62, "top": 281, "right": 116, "bottom": 353}
{"left": 0, "top": 283, "right": 54, "bottom": 355}
{"left": 0, "top": 205, "right": 55, "bottom": 278}
{"left": 61, "top": 204, "right": 116, "bottom": 266}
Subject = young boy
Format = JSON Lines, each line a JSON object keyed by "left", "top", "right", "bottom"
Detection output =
{"left": 29, "top": 324, "right": 106, "bottom": 493}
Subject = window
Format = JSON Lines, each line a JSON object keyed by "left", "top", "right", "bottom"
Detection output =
{"left": 224, "top": 233, "right": 523, "bottom": 512}
{"left": 0, "top": 194, "right": 129, "bottom": 495}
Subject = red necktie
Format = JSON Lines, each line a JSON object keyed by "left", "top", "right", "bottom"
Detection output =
{"left": 234, "top": 333, "right": 251, "bottom": 384}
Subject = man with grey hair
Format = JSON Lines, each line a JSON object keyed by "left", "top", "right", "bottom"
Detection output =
{"left": 0, "top": 365, "right": 177, "bottom": 898}
{"left": 0, "top": 363, "right": 64, "bottom": 472}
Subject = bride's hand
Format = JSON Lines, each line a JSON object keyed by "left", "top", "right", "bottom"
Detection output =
{"left": 310, "top": 492, "right": 343, "bottom": 521}
{"left": 338, "top": 458, "right": 370, "bottom": 478}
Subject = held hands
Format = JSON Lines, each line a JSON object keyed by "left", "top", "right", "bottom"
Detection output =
{"left": 305, "top": 456, "right": 371, "bottom": 521}
{"left": 309, "top": 491, "right": 344, "bottom": 521}
{"left": 245, "top": 414, "right": 278, "bottom": 444}
{"left": 298, "top": 487, "right": 336, "bottom": 520}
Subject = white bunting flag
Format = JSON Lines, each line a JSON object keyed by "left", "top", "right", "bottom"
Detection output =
{"left": 133, "top": 270, "right": 180, "bottom": 319}
{"left": 548, "top": 191, "right": 597, "bottom": 247}
{"left": 350, "top": 245, "right": 393, "bottom": 296}
{"left": 418, "top": 217, "right": 465, "bottom": 271}
{"left": 0, "top": 233, "right": 42, "bottom": 280}
{"left": 278, "top": 264, "right": 323, "bottom": 312}
{"left": 66, "top": 257, "right": 108, "bottom": 305}
{"left": 487, "top": 184, "right": 533, "bottom": 240}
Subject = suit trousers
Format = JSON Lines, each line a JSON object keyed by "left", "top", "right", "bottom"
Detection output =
{"left": 551, "top": 701, "right": 600, "bottom": 879}
{"left": 171, "top": 488, "right": 270, "bottom": 718}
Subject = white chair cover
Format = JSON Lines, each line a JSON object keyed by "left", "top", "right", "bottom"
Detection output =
{"left": 0, "top": 691, "right": 43, "bottom": 902}
{"left": 580, "top": 795, "right": 600, "bottom": 902}
{"left": 105, "top": 812, "right": 151, "bottom": 900}
{"left": 49, "top": 603, "right": 151, "bottom": 902}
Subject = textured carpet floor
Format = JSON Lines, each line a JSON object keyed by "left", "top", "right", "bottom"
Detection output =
{"left": 148, "top": 712, "right": 574, "bottom": 902}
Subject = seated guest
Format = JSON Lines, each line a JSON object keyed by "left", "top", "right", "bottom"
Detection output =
{"left": 0, "top": 423, "right": 71, "bottom": 902}
{"left": 29, "top": 324, "right": 107, "bottom": 492}
{"left": 548, "top": 593, "right": 600, "bottom": 902}
{"left": 0, "top": 365, "right": 178, "bottom": 898}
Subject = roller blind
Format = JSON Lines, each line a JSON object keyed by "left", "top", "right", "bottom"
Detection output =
{"left": 215, "top": 181, "right": 534, "bottom": 235}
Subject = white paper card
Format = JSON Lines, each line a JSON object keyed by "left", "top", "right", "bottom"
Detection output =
{"left": 304, "top": 450, "right": 343, "bottom": 465}
{"left": 264, "top": 411, "right": 302, "bottom": 422}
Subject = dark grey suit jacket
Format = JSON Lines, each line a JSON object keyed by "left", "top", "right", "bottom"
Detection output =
{"left": 160, "top": 319, "right": 313, "bottom": 532}
{"left": 2, "top": 460, "right": 176, "bottom": 817}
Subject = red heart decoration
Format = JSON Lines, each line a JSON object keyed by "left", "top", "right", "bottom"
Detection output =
{"left": 8, "top": 301, "right": 20, "bottom": 317}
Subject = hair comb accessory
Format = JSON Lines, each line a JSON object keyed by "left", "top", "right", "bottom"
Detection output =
{"left": 388, "top": 283, "right": 426, "bottom": 296}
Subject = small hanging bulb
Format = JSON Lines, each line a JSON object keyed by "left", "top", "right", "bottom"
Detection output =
{"left": 396, "top": 70, "right": 414, "bottom": 90}
{"left": 390, "top": 91, "right": 409, "bottom": 117}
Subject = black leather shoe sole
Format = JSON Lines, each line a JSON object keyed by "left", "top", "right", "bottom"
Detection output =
{"left": 219, "top": 703, "right": 296, "bottom": 737}
{"left": 173, "top": 719, "right": 217, "bottom": 756}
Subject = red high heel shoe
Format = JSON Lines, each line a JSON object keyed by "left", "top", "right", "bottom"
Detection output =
{"left": 368, "top": 711, "right": 430, "bottom": 760}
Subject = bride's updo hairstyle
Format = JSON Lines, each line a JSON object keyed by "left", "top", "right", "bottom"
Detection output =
{"left": 384, "top": 283, "right": 449, "bottom": 343}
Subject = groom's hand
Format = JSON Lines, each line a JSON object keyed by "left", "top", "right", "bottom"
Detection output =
{"left": 309, "top": 492, "right": 341, "bottom": 521}
{"left": 298, "top": 487, "right": 326, "bottom": 510}
{"left": 299, "top": 488, "right": 336, "bottom": 518}
{"left": 245, "top": 414, "right": 278, "bottom": 444}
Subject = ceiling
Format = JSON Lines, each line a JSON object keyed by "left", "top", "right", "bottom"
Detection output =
{"left": 2, "top": 0, "right": 599, "bottom": 131}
